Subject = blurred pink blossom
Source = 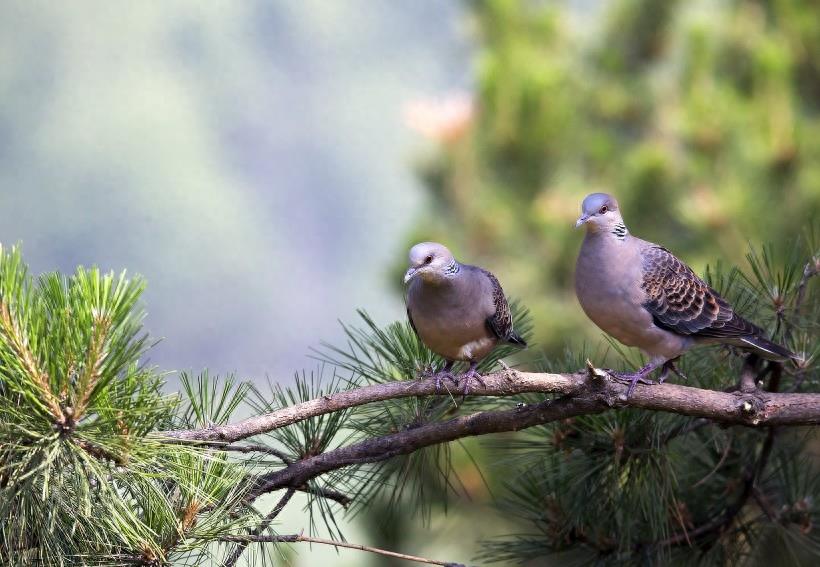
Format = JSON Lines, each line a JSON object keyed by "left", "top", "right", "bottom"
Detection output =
{"left": 403, "top": 93, "right": 474, "bottom": 143}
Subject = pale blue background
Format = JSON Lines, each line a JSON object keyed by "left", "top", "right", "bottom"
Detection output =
{"left": 0, "top": 3, "right": 469, "bottom": 564}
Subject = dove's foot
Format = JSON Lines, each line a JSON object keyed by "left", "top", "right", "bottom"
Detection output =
{"left": 432, "top": 370, "right": 458, "bottom": 392}
{"left": 657, "top": 359, "right": 687, "bottom": 384}
{"left": 419, "top": 361, "right": 457, "bottom": 393}
{"left": 459, "top": 363, "right": 485, "bottom": 396}
{"left": 607, "top": 362, "right": 661, "bottom": 398}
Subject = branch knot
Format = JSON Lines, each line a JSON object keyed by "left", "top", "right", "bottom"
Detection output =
{"left": 737, "top": 394, "right": 766, "bottom": 425}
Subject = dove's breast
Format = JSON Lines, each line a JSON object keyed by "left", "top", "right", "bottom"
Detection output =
{"left": 575, "top": 235, "right": 690, "bottom": 360}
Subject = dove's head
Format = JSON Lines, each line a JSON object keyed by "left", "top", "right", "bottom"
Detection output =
{"left": 404, "top": 242, "right": 458, "bottom": 284}
{"left": 575, "top": 193, "right": 627, "bottom": 235}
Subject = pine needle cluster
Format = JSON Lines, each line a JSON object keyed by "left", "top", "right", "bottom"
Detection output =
{"left": 0, "top": 245, "right": 252, "bottom": 566}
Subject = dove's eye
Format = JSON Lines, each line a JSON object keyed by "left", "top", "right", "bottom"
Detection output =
{"left": 425, "top": 255, "right": 433, "bottom": 264}
{"left": 599, "top": 205, "right": 608, "bottom": 214}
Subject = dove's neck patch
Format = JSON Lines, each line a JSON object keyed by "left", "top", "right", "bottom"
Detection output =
{"left": 611, "top": 222, "right": 628, "bottom": 240}
{"left": 444, "top": 260, "right": 460, "bottom": 276}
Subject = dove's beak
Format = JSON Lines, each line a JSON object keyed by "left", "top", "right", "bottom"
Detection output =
{"left": 403, "top": 267, "right": 418, "bottom": 284}
{"left": 575, "top": 214, "right": 590, "bottom": 228}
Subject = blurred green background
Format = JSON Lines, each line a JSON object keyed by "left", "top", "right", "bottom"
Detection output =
{"left": 1, "top": 0, "right": 817, "bottom": 565}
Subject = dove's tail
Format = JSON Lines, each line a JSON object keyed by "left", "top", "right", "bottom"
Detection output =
{"left": 507, "top": 332, "right": 527, "bottom": 348}
{"left": 736, "top": 334, "right": 797, "bottom": 362}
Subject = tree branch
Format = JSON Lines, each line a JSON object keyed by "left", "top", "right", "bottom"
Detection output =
{"left": 246, "top": 392, "right": 600, "bottom": 501}
{"left": 149, "top": 351, "right": 820, "bottom": 567}
{"left": 156, "top": 370, "right": 575, "bottom": 442}
{"left": 159, "top": 368, "right": 820, "bottom": 445}
{"left": 239, "top": 365, "right": 820, "bottom": 502}
{"left": 219, "top": 532, "right": 466, "bottom": 567}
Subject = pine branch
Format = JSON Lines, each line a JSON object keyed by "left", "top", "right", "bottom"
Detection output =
{"left": 0, "top": 300, "right": 63, "bottom": 422}
{"left": 219, "top": 532, "right": 466, "bottom": 566}
{"left": 161, "top": 366, "right": 820, "bottom": 447}
{"left": 239, "top": 366, "right": 815, "bottom": 504}
{"left": 244, "top": 392, "right": 599, "bottom": 502}
{"left": 71, "top": 314, "right": 112, "bottom": 423}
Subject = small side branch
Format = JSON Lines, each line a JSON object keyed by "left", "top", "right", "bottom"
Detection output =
{"left": 219, "top": 532, "right": 466, "bottom": 567}
{"left": 795, "top": 257, "right": 818, "bottom": 316}
{"left": 298, "top": 484, "right": 352, "bottom": 507}
{"left": 205, "top": 442, "right": 293, "bottom": 464}
{"left": 222, "top": 487, "right": 296, "bottom": 567}
{"left": 196, "top": 443, "right": 351, "bottom": 505}
{"left": 74, "top": 438, "right": 128, "bottom": 466}
{"left": 738, "top": 355, "right": 759, "bottom": 393}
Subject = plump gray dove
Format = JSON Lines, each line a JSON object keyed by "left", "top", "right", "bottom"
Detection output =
{"left": 574, "top": 192, "right": 796, "bottom": 396}
{"left": 404, "top": 242, "right": 526, "bottom": 394}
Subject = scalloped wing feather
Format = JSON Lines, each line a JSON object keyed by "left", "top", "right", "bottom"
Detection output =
{"left": 640, "top": 246, "right": 763, "bottom": 339}
{"left": 480, "top": 269, "right": 526, "bottom": 346}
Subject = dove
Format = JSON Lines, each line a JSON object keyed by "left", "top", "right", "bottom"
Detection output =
{"left": 404, "top": 242, "right": 526, "bottom": 394}
{"left": 574, "top": 192, "right": 796, "bottom": 397}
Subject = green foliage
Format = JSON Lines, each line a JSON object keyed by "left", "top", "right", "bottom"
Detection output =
{"left": 245, "top": 369, "right": 356, "bottom": 541}
{"left": 0, "top": 246, "right": 252, "bottom": 566}
{"left": 0, "top": 276, "right": 533, "bottom": 565}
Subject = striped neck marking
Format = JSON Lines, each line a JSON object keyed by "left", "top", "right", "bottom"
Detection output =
{"left": 612, "top": 222, "right": 628, "bottom": 240}
{"left": 444, "top": 260, "right": 460, "bottom": 275}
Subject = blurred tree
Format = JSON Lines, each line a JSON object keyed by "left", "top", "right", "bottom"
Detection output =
{"left": 403, "top": 0, "right": 820, "bottom": 358}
